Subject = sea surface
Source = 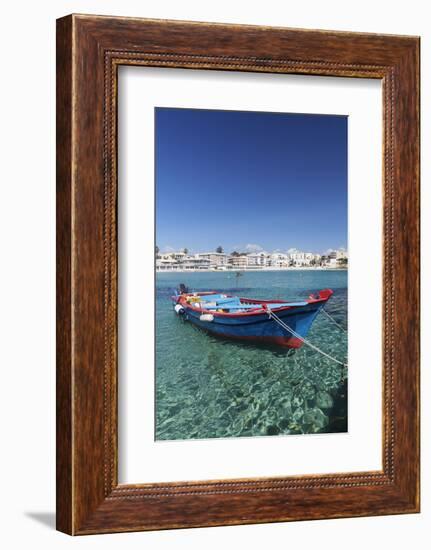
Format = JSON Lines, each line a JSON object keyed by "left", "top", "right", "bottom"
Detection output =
{"left": 156, "top": 270, "right": 348, "bottom": 440}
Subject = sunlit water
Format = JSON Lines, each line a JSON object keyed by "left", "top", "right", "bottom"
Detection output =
{"left": 156, "top": 270, "right": 348, "bottom": 440}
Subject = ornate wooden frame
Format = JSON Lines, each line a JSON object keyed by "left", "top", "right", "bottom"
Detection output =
{"left": 56, "top": 14, "right": 420, "bottom": 535}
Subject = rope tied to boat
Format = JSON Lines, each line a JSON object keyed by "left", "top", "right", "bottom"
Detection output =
{"left": 266, "top": 306, "right": 347, "bottom": 367}
{"left": 320, "top": 307, "right": 347, "bottom": 333}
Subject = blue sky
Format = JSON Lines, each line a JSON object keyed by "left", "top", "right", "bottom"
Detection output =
{"left": 155, "top": 107, "right": 347, "bottom": 254}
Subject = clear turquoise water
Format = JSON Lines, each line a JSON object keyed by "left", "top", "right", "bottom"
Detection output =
{"left": 156, "top": 270, "right": 348, "bottom": 440}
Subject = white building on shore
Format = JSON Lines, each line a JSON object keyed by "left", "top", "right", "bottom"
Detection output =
{"left": 180, "top": 256, "right": 211, "bottom": 270}
{"left": 327, "top": 248, "right": 348, "bottom": 268}
{"left": 228, "top": 255, "right": 248, "bottom": 269}
{"left": 269, "top": 253, "right": 289, "bottom": 268}
{"left": 246, "top": 252, "right": 269, "bottom": 268}
{"left": 156, "top": 256, "right": 182, "bottom": 271}
{"left": 289, "top": 250, "right": 321, "bottom": 267}
{"left": 196, "top": 252, "right": 228, "bottom": 268}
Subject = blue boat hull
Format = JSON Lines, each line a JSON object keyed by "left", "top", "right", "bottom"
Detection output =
{"left": 178, "top": 301, "right": 325, "bottom": 348}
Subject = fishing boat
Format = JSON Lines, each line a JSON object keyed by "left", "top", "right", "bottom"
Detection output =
{"left": 172, "top": 284, "right": 334, "bottom": 349}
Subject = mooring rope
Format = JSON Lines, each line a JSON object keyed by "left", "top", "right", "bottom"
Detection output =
{"left": 320, "top": 307, "right": 347, "bottom": 333}
{"left": 266, "top": 307, "right": 347, "bottom": 367}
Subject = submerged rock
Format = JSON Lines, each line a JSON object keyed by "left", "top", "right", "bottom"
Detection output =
{"left": 288, "top": 423, "right": 302, "bottom": 434}
{"left": 292, "top": 408, "right": 304, "bottom": 423}
{"left": 302, "top": 383, "right": 315, "bottom": 401}
{"left": 292, "top": 396, "right": 304, "bottom": 408}
{"left": 280, "top": 403, "right": 292, "bottom": 417}
{"left": 279, "top": 418, "right": 291, "bottom": 430}
{"left": 302, "top": 408, "right": 328, "bottom": 429}
{"left": 266, "top": 425, "right": 280, "bottom": 436}
{"left": 316, "top": 390, "right": 334, "bottom": 410}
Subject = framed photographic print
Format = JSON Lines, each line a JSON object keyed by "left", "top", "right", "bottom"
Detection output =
{"left": 56, "top": 14, "right": 420, "bottom": 534}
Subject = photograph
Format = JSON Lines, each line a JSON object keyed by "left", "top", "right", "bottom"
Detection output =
{"left": 155, "top": 107, "right": 348, "bottom": 441}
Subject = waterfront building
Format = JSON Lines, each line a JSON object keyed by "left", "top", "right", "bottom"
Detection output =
{"left": 171, "top": 251, "right": 187, "bottom": 262}
{"left": 156, "top": 257, "right": 183, "bottom": 271}
{"left": 228, "top": 255, "right": 248, "bottom": 269}
{"left": 180, "top": 256, "right": 211, "bottom": 270}
{"left": 289, "top": 251, "right": 320, "bottom": 267}
{"left": 197, "top": 252, "right": 228, "bottom": 268}
{"left": 269, "top": 253, "right": 289, "bottom": 268}
{"left": 246, "top": 252, "right": 269, "bottom": 268}
{"left": 325, "top": 249, "right": 348, "bottom": 267}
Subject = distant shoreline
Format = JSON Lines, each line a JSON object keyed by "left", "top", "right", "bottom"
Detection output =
{"left": 156, "top": 267, "right": 348, "bottom": 274}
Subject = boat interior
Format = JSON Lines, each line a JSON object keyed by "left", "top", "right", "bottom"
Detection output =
{"left": 183, "top": 292, "right": 308, "bottom": 313}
